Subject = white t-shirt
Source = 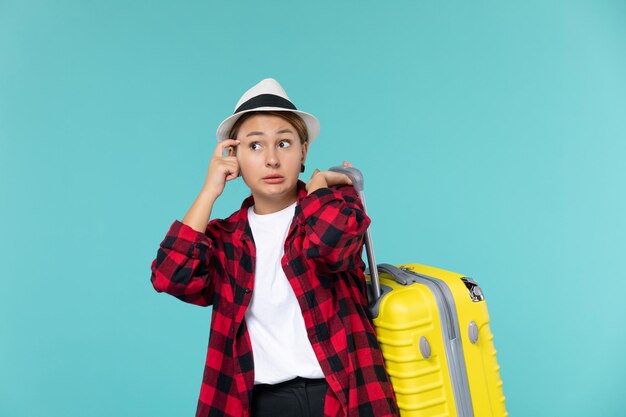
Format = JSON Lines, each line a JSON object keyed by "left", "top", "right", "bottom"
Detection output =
{"left": 245, "top": 202, "right": 325, "bottom": 384}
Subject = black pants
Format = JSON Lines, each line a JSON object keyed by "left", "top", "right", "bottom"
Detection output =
{"left": 251, "top": 377, "right": 328, "bottom": 417}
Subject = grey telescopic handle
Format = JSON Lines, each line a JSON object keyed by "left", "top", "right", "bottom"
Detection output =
{"left": 328, "top": 166, "right": 381, "bottom": 301}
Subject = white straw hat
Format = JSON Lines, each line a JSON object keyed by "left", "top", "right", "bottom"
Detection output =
{"left": 216, "top": 78, "right": 320, "bottom": 144}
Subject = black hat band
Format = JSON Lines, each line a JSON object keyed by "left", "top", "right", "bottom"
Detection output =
{"left": 234, "top": 94, "right": 297, "bottom": 114}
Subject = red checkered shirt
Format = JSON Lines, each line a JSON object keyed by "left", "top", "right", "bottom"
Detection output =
{"left": 150, "top": 181, "right": 399, "bottom": 417}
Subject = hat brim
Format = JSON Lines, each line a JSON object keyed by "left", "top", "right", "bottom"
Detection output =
{"left": 216, "top": 107, "right": 320, "bottom": 144}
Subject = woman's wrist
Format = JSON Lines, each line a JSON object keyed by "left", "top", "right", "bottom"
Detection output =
{"left": 199, "top": 188, "right": 220, "bottom": 204}
{"left": 181, "top": 189, "right": 217, "bottom": 233}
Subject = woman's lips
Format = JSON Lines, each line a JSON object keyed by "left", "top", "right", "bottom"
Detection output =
{"left": 263, "top": 175, "right": 284, "bottom": 184}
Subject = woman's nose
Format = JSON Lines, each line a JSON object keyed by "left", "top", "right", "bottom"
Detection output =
{"left": 265, "top": 149, "right": 280, "bottom": 167}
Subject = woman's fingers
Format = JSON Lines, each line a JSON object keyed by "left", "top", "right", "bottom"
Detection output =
{"left": 332, "top": 162, "right": 353, "bottom": 184}
{"left": 222, "top": 157, "right": 240, "bottom": 181}
{"left": 305, "top": 164, "right": 355, "bottom": 194}
{"left": 212, "top": 140, "right": 241, "bottom": 181}
{"left": 319, "top": 171, "right": 352, "bottom": 186}
{"left": 214, "top": 139, "right": 240, "bottom": 157}
{"left": 334, "top": 172, "right": 353, "bottom": 185}
{"left": 202, "top": 143, "right": 241, "bottom": 197}
{"left": 309, "top": 163, "right": 355, "bottom": 186}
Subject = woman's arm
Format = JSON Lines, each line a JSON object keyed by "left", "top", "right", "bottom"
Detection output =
{"left": 298, "top": 183, "right": 371, "bottom": 273}
{"left": 150, "top": 139, "right": 240, "bottom": 305}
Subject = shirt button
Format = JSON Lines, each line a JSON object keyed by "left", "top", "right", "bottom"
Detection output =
{"left": 244, "top": 288, "right": 251, "bottom": 294}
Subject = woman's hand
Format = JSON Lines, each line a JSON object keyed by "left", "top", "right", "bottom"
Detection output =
{"left": 306, "top": 161, "right": 354, "bottom": 195}
{"left": 182, "top": 139, "right": 240, "bottom": 232}
{"left": 202, "top": 139, "right": 241, "bottom": 201}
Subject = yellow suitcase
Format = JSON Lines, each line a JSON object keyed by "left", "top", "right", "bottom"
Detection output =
{"left": 370, "top": 264, "right": 507, "bottom": 417}
{"left": 329, "top": 167, "right": 507, "bottom": 417}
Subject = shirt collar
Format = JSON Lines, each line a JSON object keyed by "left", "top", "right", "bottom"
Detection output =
{"left": 214, "top": 180, "right": 308, "bottom": 239}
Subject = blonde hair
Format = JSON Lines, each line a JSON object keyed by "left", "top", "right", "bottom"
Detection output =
{"left": 228, "top": 111, "right": 309, "bottom": 144}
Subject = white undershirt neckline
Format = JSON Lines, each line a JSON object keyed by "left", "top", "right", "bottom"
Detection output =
{"left": 245, "top": 202, "right": 324, "bottom": 384}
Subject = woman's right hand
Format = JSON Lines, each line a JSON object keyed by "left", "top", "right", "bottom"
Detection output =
{"left": 201, "top": 139, "right": 241, "bottom": 200}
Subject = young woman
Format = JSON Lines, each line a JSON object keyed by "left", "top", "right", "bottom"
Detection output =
{"left": 150, "top": 79, "right": 398, "bottom": 417}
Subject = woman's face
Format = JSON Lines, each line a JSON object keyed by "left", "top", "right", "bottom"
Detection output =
{"left": 234, "top": 114, "right": 308, "bottom": 212}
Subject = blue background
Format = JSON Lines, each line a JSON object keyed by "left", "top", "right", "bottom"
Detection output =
{"left": 1, "top": 1, "right": 625, "bottom": 416}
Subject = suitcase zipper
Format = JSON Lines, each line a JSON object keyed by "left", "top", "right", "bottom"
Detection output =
{"left": 412, "top": 271, "right": 458, "bottom": 340}
{"left": 385, "top": 265, "right": 474, "bottom": 417}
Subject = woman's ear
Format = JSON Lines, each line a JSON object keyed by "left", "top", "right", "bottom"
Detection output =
{"left": 301, "top": 141, "right": 309, "bottom": 163}
{"left": 227, "top": 145, "right": 237, "bottom": 157}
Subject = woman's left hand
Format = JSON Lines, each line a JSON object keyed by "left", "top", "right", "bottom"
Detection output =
{"left": 306, "top": 161, "right": 353, "bottom": 194}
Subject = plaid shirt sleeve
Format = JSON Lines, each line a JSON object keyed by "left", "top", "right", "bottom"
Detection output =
{"left": 150, "top": 220, "right": 217, "bottom": 307}
{"left": 297, "top": 184, "right": 371, "bottom": 272}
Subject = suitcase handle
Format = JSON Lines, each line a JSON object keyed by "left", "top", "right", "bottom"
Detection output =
{"left": 377, "top": 264, "right": 417, "bottom": 285}
{"left": 328, "top": 166, "right": 382, "bottom": 301}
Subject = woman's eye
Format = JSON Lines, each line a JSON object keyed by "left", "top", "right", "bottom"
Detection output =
{"left": 250, "top": 142, "right": 262, "bottom": 151}
{"left": 278, "top": 140, "right": 291, "bottom": 149}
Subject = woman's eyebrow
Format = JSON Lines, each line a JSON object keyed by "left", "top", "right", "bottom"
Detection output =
{"left": 245, "top": 128, "right": 294, "bottom": 137}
